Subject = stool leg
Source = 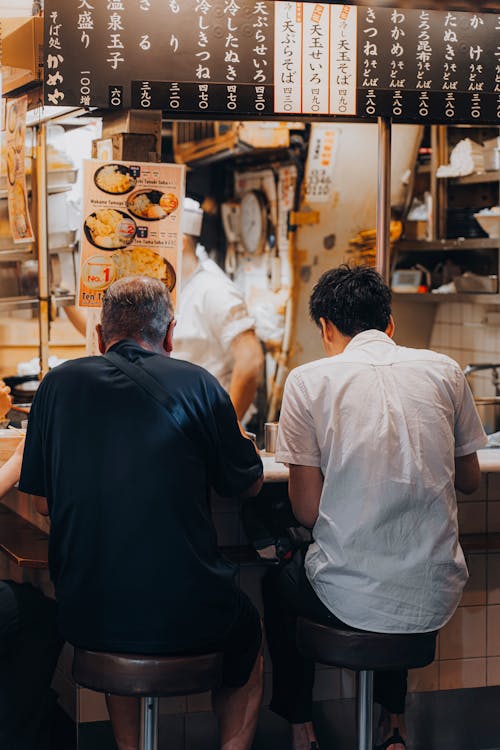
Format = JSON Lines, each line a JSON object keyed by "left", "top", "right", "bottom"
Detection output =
{"left": 358, "top": 670, "right": 374, "bottom": 750}
{"left": 140, "top": 696, "right": 159, "bottom": 750}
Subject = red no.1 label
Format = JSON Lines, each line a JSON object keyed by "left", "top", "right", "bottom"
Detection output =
{"left": 82, "top": 254, "right": 116, "bottom": 291}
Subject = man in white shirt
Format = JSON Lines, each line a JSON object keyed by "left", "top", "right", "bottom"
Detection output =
{"left": 172, "top": 198, "right": 263, "bottom": 420}
{"left": 263, "top": 265, "right": 486, "bottom": 750}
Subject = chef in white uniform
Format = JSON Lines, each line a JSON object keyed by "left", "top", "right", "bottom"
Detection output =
{"left": 173, "top": 198, "right": 263, "bottom": 421}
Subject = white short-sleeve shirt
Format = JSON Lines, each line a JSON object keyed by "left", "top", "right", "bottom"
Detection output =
{"left": 172, "top": 262, "right": 255, "bottom": 392}
{"left": 276, "top": 330, "right": 487, "bottom": 633}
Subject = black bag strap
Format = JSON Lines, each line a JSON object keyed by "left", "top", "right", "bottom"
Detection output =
{"left": 104, "top": 350, "right": 191, "bottom": 434}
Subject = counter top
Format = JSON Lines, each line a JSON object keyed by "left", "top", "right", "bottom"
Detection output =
{"left": 263, "top": 449, "right": 500, "bottom": 481}
{"left": 477, "top": 449, "right": 500, "bottom": 473}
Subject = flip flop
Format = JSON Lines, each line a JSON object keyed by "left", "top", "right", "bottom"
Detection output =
{"left": 374, "top": 727, "right": 407, "bottom": 750}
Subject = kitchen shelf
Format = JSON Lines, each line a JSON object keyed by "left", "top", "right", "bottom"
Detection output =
{"left": 0, "top": 229, "right": 78, "bottom": 260}
{"left": 395, "top": 238, "right": 499, "bottom": 252}
{"left": 0, "top": 293, "right": 75, "bottom": 312}
{"left": 0, "top": 169, "right": 77, "bottom": 199}
{"left": 393, "top": 293, "right": 500, "bottom": 304}
{"left": 448, "top": 171, "right": 500, "bottom": 186}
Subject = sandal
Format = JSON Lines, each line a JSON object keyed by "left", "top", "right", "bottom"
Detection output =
{"left": 374, "top": 727, "right": 406, "bottom": 750}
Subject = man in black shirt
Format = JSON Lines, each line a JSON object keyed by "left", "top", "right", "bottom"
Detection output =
{"left": 20, "top": 276, "right": 264, "bottom": 750}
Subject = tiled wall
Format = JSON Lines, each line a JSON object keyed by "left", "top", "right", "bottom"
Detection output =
{"left": 429, "top": 301, "right": 500, "bottom": 397}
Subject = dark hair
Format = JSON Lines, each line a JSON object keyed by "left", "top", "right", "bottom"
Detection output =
{"left": 101, "top": 276, "right": 174, "bottom": 347}
{"left": 309, "top": 265, "right": 392, "bottom": 337}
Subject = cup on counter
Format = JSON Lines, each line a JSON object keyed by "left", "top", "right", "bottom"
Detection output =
{"left": 264, "top": 422, "right": 278, "bottom": 454}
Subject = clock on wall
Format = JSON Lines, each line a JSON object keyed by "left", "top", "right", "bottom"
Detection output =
{"left": 240, "top": 189, "right": 268, "bottom": 255}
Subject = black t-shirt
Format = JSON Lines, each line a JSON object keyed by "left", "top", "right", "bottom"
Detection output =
{"left": 19, "top": 341, "right": 263, "bottom": 653}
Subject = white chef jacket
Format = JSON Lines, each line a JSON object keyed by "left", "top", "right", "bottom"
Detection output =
{"left": 276, "top": 329, "right": 487, "bottom": 633}
{"left": 172, "top": 261, "right": 255, "bottom": 392}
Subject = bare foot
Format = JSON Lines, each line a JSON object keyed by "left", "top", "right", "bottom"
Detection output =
{"left": 376, "top": 710, "right": 407, "bottom": 749}
{"left": 291, "top": 721, "right": 319, "bottom": 750}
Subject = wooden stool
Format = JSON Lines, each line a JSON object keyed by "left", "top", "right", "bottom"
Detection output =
{"left": 73, "top": 648, "right": 223, "bottom": 750}
{"left": 297, "top": 618, "right": 436, "bottom": 750}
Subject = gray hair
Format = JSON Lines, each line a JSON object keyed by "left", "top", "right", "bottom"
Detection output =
{"left": 101, "top": 276, "right": 174, "bottom": 346}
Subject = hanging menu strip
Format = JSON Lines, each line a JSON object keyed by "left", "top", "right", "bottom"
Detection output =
{"left": 44, "top": 2, "right": 500, "bottom": 123}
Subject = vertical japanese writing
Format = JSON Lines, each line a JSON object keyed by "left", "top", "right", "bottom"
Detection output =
{"left": 77, "top": 0, "right": 94, "bottom": 51}
{"left": 46, "top": 10, "right": 65, "bottom": 104}
{"left": 305, "top": 125, "right": 338, "bottom": 202}
{"left": 330, "top": 4, "right": 357, "bottom": 116}
{"left": 224, "top": 0, "right": 241, "bottom": 111}
{"left": 139, "top": 81, "right": 152, "bottom": 107}
{"left": 361, "top": 7, "right": 378, "bottom": 88}
{"left": 359, "top": 7, "right": 378, "bottom": 117}
{"left": 442, "top": 10, "right": 458, "bottom": 119}
{"left": 195, "top": 0, "right": 212, "bottom": 111}
{"left": 495, "top": 15, "right": 500, "bottom": 120}
{"left": 106, "top": 0, "right": 125, "bottom": 71}
{"left": 469, "top": 13, "right": 485, "bottom": 119}
{"left": 274, "top": 2, "right": 302, "bottom": 114}
{"left": 302, "top": 3, "right": 329, "bottom": 114}
{"left": 252, "top": 1, "right": 270, "bottom": 112}
{"left": 416, "top": 10, "right": 432, "bottom": 118}
{"left": 389, "top": 9, "right": 405, "bottom": 118}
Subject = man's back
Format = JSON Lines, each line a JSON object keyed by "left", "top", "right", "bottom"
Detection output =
{"left": 20, "top": 340, "right": 262, "bottom": 653}
{"left": 276, "top": 330, "right": 486, "bottom": 633}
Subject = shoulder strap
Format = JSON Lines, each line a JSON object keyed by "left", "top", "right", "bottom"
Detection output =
{"left": 104, "top": 350, "right": 191, "bottom": 434}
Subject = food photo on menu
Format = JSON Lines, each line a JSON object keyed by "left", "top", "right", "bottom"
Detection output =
{"left": 78, "top": 159, "right": 185, "bottom": 307}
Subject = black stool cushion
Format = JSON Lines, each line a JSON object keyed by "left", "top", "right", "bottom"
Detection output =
{"left": 73, "top": 649, "right": 223, "bottom": 697}
{"left": 297, "top": 618, "right": 436, "bottom": 671}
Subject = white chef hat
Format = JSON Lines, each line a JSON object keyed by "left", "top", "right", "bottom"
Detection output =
{"left": 182, "top": 197, "right": 203, "bottom": 237}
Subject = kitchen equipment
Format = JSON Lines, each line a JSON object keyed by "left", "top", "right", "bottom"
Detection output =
{"left": 464, "top": 363, "right": 500, "bottom": 434}
{"left": 264, "top": 422, "right": 278, "bottom": 453}
{"left": 391, "top": 269, "right": 425, "bottom": 293}
{"left": 474, "top": 397, "right": 500, "bottom": 435}
{"left": 483, "top": 148, "right": 500, "bottom": 172}
{"left": 473, "top": 210, "right": 500, "bottom": 239}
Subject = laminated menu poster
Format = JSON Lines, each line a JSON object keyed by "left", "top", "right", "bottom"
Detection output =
{"left": 79, "top": 159, "right": 185, "bottom": 308}
{"left": 6, "top": 95, "right": 34, "bottom": 243}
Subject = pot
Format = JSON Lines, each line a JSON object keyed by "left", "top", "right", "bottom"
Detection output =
{"left": 474, "top": 397, "right": 500, "bottom": 435}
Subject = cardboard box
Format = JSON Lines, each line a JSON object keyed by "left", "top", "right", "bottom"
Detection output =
{"left": 92, "top": 133, "right": 159, "bottom": 162}
{"left": 101, "top": 110, "right": 162, "bottom": 153}
{"left": 2, "top": 17, "right": 44, "bottom": 94}
{"left": 404, "top": 220, "right": 428, "bottom": 241}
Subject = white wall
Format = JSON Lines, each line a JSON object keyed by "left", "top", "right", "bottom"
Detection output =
{"left": 0, "top": 1, "right": 32, "bottom": 17}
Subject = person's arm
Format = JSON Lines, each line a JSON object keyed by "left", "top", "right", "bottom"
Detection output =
{"left": 0, "top": 381, "right": 12, "bottom": 419}
{"left": 0, "top": 439, "right": 24, "bottom": 497}
{"left": 209, "top": 378, "right": 263, "bottom": 499}
{"left": 239, "top": 470, "right": 264, "bottom": 499}
{"left": 455, "top": 452, "right": 481, "bottom": 495}
{"left": 228, "top": 330, "right": 264, "bottom": 420}
{"left": 289, "top": 464, "right": 324, "bottom": 529}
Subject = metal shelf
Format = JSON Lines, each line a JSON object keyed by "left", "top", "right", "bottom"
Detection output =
{"left": 0, "top": 293, "right": 75, "bottom": 312}
{"left": 395, "top": 238, "right": 499, "bottom": 252}
{"left": 393, "top": 293, "right": 500, "bottom": 304}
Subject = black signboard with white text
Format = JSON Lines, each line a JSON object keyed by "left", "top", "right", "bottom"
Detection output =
{"left": 44, "top": 1, "right": 500, "bottom": 123}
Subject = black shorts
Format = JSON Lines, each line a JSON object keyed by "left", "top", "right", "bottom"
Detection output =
{"left": 215, "top": 591, "right": 262, "bottom": 688}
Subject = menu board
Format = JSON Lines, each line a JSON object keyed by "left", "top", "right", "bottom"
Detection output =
{"left": 44, "top": 2, "right": 500, "bottom": 124}
{"left": 5, "top": 95, "right": 34, "bottom": 243}
{"left": 79, "top": 159, "right": 185, "bottom": 308}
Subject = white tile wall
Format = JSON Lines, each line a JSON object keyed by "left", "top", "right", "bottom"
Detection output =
{"left": 429, "top": 301, "right": 500, "bottom": 397}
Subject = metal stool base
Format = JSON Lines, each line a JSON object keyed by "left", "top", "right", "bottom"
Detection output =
{"left": 140, "top": 696, "right": 159, "bottom": 750}
{"left": 358, "top": 670, "right": 374, "bottom": 750}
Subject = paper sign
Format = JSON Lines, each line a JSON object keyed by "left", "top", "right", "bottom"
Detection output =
{"left": 79, "top": 159, "right": 185, "bottom": 308}
{"left": 304, "top": 124, "right": 340, "bottom": 203}
{"left": 6, "top": 95, "right": 34, "bottom": 244}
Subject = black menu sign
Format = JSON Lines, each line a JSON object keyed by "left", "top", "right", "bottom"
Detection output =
{"left": 44, "top": 2, "right": 500, "bottom": 123}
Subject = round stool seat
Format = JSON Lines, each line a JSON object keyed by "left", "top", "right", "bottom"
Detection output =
{"left": 73, "top": 648, "right": 223, "bottom": 697}
{"left": 297, "top": 618, "right": 436, "bottom": 671}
